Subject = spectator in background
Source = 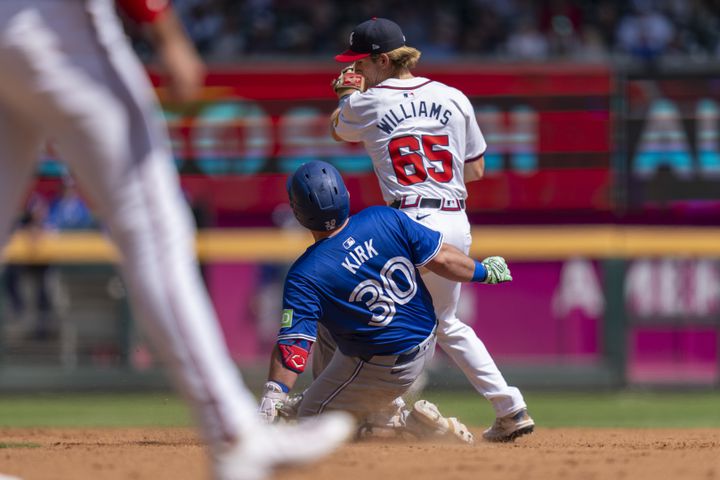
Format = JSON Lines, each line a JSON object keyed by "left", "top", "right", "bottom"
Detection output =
{"left": 46, "top": 178, "right": 95, "bottom": 231}
{"left": 461, "top": 2, "right": 506, "bottom": 55}
{"left": 420, "top": 8, "right": 462, "bottom": 59}
{"left": 174, "top": 0, "right": 224, "bottom": 56}
{"left": 616, "top": 0, "right": 675, "bottom": 62}
{"left": 540, "top": 0, "right": 584, "bottom": 56}
{"left": 506, "top": 16, "right": 550, "bottom": 59}
{"left": 121, "top": 0, "right": 720, "bottom": 62}
{"left": 594, "top": 0, "right": 621, "bottom": 45}
{"left": 208, "top": 14, "right": 245, "bottom": 59}
{"left": 573, "top": 25, "right": 609, "bottom": 60}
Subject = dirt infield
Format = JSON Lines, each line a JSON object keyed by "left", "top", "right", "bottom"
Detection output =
{"left": 1, "top": 427, "right": 719, "bottom": 480}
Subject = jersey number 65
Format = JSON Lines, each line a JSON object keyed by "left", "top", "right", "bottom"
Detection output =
{"left": 389, "top": 134, "right": 454, "bottom": 186}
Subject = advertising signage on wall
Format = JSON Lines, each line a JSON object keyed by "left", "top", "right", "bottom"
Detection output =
{"left": 625, "top": 69, "right": 720, "bottom": 217}
{"left": 36, "top": 64, "right": 613, "bottom": 216}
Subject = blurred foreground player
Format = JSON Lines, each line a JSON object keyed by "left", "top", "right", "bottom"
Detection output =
{"left": 0, "top": 1, "right": 352, "bottom": 479}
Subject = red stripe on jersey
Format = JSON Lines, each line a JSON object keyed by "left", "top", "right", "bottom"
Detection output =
{"left": 117, "top": 0, "right": 170, "bottom": 23}
{"left": 373, "top": 80, "right": 434, "bottom": 91}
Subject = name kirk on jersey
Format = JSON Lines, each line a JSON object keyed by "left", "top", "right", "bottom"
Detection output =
{"left": 377, "top": 101, "right": 452, "bottom": 134}
{"left": 341, "top": 238, "right": 379, "bottom": 274}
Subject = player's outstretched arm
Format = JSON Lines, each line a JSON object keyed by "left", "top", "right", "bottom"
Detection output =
{"left": 117, "top": 1, "right": 205, "bottom": 103}
{"left": 259, "top": 343, "right": 306, "bottom": 423}
{"left": 425, "top": 243, "right": 512, "bottom": 285}
{"left": 146, "top": 8, "right": 206, "bottom": 103}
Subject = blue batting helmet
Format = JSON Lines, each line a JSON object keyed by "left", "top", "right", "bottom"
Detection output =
{"left": 286, "top": 161, "right": 350, "bottom": 231}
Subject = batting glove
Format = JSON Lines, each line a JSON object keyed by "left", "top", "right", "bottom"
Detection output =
{"left": 258, "top": 381, "right": 288, "bottom": 424}
{"left": 481, "top": 256, "right": 513, "bottom": 284}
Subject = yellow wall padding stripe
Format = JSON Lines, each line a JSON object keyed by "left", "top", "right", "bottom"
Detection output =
{"left": 1, "top": 226, "right": 719, "bottom": 264}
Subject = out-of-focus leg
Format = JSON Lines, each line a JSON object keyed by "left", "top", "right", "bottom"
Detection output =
{"left": 0, "top": 0, "right": 259, "bottom": 447}
{"left": 0, "top": 106, "right": 42, "bottom": 252}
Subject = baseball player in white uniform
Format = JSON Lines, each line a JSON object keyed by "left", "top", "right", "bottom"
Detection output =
{"left": 0, "top": 1, "right": 353, "bottom": 479}
{"left": 329, "top": 17, "right": 534, "bottom": 442}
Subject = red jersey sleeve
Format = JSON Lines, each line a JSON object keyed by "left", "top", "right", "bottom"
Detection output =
{"left": 116, "top": 0, "right": 170, "bottom": 23}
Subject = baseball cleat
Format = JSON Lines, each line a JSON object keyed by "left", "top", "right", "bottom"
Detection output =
{"left": 213, "top": 411, "right": 355, "bottom": 480}
{"left": 482, "top": 408, "right": 535, "bottom": 442}
{"left": 409, "top": 400, "right": 474, "bottom": 445}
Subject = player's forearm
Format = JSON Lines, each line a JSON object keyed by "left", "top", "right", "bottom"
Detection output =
{"left": 425, "top": 244, "right": 476, "bottom": 282}
{"left": 464, "top": 156, "right": 485, "bottom": 183}
{"left": 330, "top": 108, "right": 343, "bottom": 142}
{"left": 143, "top": 8, "right": 205, "bottom": 103}
{"left": 144, "top": 8, "right": 188, "bottom": 49}
{"left": 427, "top": 246, "right": 513, "bottom": 285}
{"left": 267, "top": 345, "right": 300, "bottom": 391}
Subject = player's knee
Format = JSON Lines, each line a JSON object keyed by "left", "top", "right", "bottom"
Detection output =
{"left": 437, "top": 317, "right": 474, "bottom": 339}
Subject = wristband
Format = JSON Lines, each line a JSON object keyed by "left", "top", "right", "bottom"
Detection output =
{"left": 117, "top": 0, "right": 170, "bottom": 23}
{"left": 472, "top": 259, "right": 487, "bottom": 283}
{"left": 267, "top": 380, "right": 290, "bottom": 393}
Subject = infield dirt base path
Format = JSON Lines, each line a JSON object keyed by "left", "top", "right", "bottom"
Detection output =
{"left": 1, "top": 427, "right": 719, "bottom": 480}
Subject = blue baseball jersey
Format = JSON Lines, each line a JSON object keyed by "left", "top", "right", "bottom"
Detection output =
{"left": 278, "top": 206, "right": 442, "bottom": 357}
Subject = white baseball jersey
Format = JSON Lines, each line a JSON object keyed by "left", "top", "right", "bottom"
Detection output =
{"left": 334, "top": 77, "right": 486, "bottom": 203}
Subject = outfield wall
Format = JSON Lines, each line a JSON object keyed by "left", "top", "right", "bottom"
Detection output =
{"left": 1, "top": 228, "right": 718, "bottom": 390}
{"left": 1, "top": 62, "right": 719, "bottom": 390}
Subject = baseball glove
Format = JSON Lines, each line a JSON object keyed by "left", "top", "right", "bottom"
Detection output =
{"left": 332, "top": 65, "right": 365, "bottom": 99}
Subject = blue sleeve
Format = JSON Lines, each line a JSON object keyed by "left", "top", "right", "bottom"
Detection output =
{"left": 277, "top": 270, "right": 320, "bottom": 343}
{"left": 390, "top": 209, "right": 444, "bottom": 267}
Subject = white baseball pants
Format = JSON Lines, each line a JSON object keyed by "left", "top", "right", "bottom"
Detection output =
{"left": 410, "top": 207, "right": 526, "bottom": 417}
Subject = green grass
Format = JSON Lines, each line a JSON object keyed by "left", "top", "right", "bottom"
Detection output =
{"left": 0, "top": 442, "right": 41, "bottom": 449}
{"left": 0, "top": 393, "right": 190, "bottom": 427}
{"left": 1, "top": 391, "right": 720, "bottom": 428}
{"left": 424, "top": 391, "right": 720, "bottom": 428}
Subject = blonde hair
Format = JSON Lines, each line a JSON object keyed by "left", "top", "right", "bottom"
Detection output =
{"left": 372, "top": 46, "right": 422, "bottom": 73}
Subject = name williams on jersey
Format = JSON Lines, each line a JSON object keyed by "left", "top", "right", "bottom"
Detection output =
{"left": 377, "top": 101, "right": 453, "bottom": 135}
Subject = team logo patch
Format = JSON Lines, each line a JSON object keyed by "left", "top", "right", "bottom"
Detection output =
{"left": 281, "top": 309, "right": 293, "bottom": 328}
{"left": 343, "top": 237, "right": 356, "bottom": 249}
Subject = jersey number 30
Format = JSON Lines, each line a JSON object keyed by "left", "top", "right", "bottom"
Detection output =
{"left": 348, "top": 256, "right": 418, "bottom": 327}
{"left": 389, "top": 134, "right": 453, "bottom": 186}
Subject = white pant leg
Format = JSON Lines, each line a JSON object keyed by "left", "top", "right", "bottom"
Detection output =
{"left": 414, "top": 209, "right": 526, "bottom": 417}
{"left": 0, "top": 105, "right": 43, "bottom": 247}
{"left": 0, "top": 0, "right": 260, "bottom": 447}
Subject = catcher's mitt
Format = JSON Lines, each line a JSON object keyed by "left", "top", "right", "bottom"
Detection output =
{"left": 332, "top": 66, "right": 365, "bottom": 99}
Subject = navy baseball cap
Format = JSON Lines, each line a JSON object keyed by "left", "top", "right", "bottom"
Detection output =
{"left": 335, "top": 18, "right": 406, "bottom": 62}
